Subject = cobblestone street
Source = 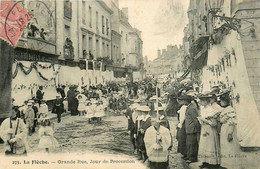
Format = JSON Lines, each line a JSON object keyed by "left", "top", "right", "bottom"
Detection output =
{"left": 0, "top": 113, "right": 185, "bottom": 169}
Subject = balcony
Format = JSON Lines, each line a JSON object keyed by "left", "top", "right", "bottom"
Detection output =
{"left": 64, "top": 1, "right": 72, "bottom": 20}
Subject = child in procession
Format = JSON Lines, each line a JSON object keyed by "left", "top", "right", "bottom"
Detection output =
{"left": 38, "top": 118, "right": 59, "bottom": 153}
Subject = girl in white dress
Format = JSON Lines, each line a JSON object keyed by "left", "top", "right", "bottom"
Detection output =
{"left": 38, "top": 118, "right": 59, "bottom": 153}
{"left": 76, "top": 94, "right": 87, "bottom": 116}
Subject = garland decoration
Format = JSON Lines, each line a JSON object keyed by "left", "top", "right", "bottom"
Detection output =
{"left": 12, "top": 62, "right": 61, "bottom": 81}
{"left": 12, "top": 63, "right": 19, "bottom": 79}
{"left": 19, "top": 62, "right": 35, "bottom": 75}
{"left": 35, "top": 62, "right": 54, "bottom": 69}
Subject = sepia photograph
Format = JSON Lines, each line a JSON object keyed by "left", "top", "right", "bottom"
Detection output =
{"left": 1, "top": 0, "right": 260, "bottom": 169}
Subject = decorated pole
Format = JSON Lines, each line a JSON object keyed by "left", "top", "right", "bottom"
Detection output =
{"left": 155, "top": 79, "right": 159, "bottom": 121}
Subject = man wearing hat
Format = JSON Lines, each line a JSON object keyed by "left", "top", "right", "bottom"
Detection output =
{"left": 19, "top": 100, "right": 29, "bottom": 124}
{"left": 52, "top": 95, "right": 64, "bottom": 123}
{"left": 184, "top": 94, "right": 201, "bottom": 163}
{"left": 176, "top": 95, "right": 189, "bottom": 159}
{"left": 31, "top": 100, "right": 39, "bottom": 133}
{"left": 0, "top": 107, "right": 27, "bottom": 155}
{"left": 144, "top": 117, "right": 171, "bottom": 169}
{"left": 135, "top": 106, "right": 151, "bottom": 162}
{"left": 157, "top": 107, "right": 170, "bottom": 130}
{"left": 60, "top": 85, "right": 66, "bottom": 100}
{"left": 36, "top": 86, "right": 45, "bottom": 106}
{"left": 67, "top": 86, "right": 74, "bottom": 111}
{"left": 24, "top": 101, "right": 35, "bottom": 136}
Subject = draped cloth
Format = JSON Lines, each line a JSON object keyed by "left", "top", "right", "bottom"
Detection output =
{"left": 201, "top": 31, "right": 260, "bottom": 147}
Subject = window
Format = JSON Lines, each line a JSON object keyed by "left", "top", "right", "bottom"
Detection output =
{"left": 89, "top": 6, "right": 92, "bottom": 27}
{"left": 64, "top": 25, "right": 70, "bottom": 38}
{"left": 64, "top": 0, "right": 72, "bottom": 19}
{"left": 89, "top": 37, "right": 93, "bottom": 59}
{"left": 96, "top": 39, "right": 100, "bottom": 58}
{"left": 102, "top": 42, "right": 105, "bottom": 57}
{"left": 102, "top": 16, "right": 104, "bottom": 34}
{"left": 106, "top": 18, "right": 109, "bottom": 36}
{"left": 82, "top": 0, "right": 86, "bottom": 24}
{"left": 96, "top": 11, "right": 99, "bottom": 30}
{"left": 82, "top": 34, "right": 86, "bottom": 58}
{"left": 107, "top": 44, "right": 110, "bottom": 58}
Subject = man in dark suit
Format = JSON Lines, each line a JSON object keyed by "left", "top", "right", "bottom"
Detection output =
{"left": 60, "top": 85, "right": 66, "bottom": 100}
{"left": 52, "top": 95, "right": 64, "bottom": 123}
{"left": 125, "top": 102, "right": 136, "bottom": 154}
{"left": 184, "top": 94, "right": 201, "bottom": 163}
{"left": 36, "top": 86, "right": 44, "bottom": 106}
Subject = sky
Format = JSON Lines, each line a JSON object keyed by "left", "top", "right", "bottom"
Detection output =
{"left": 119, "top": 0, "right": 190, "bottom": 61}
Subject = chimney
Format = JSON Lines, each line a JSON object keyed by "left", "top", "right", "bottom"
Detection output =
{"left": 122, "top": 8, "right": 128, "bottom": 19}
{"left": 157, "top": 49, "right": 161, "bottom": 58}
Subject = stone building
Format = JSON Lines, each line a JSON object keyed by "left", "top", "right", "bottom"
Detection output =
{"left": 184, "top": 0, "right": 260, "bottom": 155}
{"left": 146, "top": 45, "right": 183, "bottom": 76}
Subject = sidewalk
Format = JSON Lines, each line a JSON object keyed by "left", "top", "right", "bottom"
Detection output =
{"left": 182, "top": 150, "right": 260, "bottom": 169}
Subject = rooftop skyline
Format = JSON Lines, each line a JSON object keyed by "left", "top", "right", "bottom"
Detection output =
{"left": 119, "top": 0, "right": 189, "bottom": 61}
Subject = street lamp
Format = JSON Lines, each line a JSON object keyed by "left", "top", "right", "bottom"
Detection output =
{"left": 206, "top": 0, "right": 224, "bottom": 15}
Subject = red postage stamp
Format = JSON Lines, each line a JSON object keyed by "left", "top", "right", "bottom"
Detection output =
{"left": 0, "top": 0, "right": 32, "bottom": 46}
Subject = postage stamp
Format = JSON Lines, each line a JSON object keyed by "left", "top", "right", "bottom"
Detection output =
{"left": 0, "top": 0, "right": 32, "bottom": 46}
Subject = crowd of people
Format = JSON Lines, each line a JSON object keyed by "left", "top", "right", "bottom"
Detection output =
{"left": 0, "top": 75, "right": 241, "bottom": 169}
{"left": 175, "top": 84, "right": 240, "bottom": 169}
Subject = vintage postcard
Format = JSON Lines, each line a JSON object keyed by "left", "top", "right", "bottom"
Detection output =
{"left": 0, "top": 0, "right": 260, "bottom": 169}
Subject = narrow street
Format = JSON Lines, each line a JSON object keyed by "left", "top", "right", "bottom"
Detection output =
{"left": 0, "top": 112, "right": 185, "bottom": 169}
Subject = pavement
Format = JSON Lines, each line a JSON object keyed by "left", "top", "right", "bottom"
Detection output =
{"left": 0, "top": 110, "right": 187, "bottom": 168}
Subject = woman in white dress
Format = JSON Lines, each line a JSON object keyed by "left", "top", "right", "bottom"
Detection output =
{"left": 197, "top": 93, "right": 222, "bottom": 169}
{"left": 218, "top": 90, "right": 241, "bottom": 168}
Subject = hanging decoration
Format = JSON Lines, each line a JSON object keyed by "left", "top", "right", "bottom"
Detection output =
{"left": 35, "top": 62, "right": 54, "bottom": 69}
{"left": 12, "top": 62, "right": 61, "bottom": 81}
{"left": 12, "top": 63, "right": 19, "bottom": 79}
{"left": 206, "top": 48, "right": 238, "bottom": 77}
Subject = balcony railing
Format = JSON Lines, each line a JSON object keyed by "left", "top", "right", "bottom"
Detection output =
{"left": 64, "top": 1, "right": 72, "bottom": 19}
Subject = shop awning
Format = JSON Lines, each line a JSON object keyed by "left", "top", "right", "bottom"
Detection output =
{"left": 190, "top": 36, "right": 209, "bottom": 70}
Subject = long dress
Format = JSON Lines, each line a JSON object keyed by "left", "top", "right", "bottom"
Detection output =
{"left": 38, "top": 126, "right": 59, "bottom": 150}
{"left": 176, "top": 105, "right": 187, "bottom": 157}
{"left": 219, "top": 106, "right": 241, "bottom": 168}
{"left": 76, "top": 94, "right": 86, "bottom": 112}
{"left": 198, "top": 105, "right": 221, "bottom": 165}
{"left": 95, "top": 105, "right": 105, "bottom": 118}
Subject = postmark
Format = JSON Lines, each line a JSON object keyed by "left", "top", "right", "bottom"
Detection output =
{"left": 0, "top": 0, "right": 32, "bottom": 46}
